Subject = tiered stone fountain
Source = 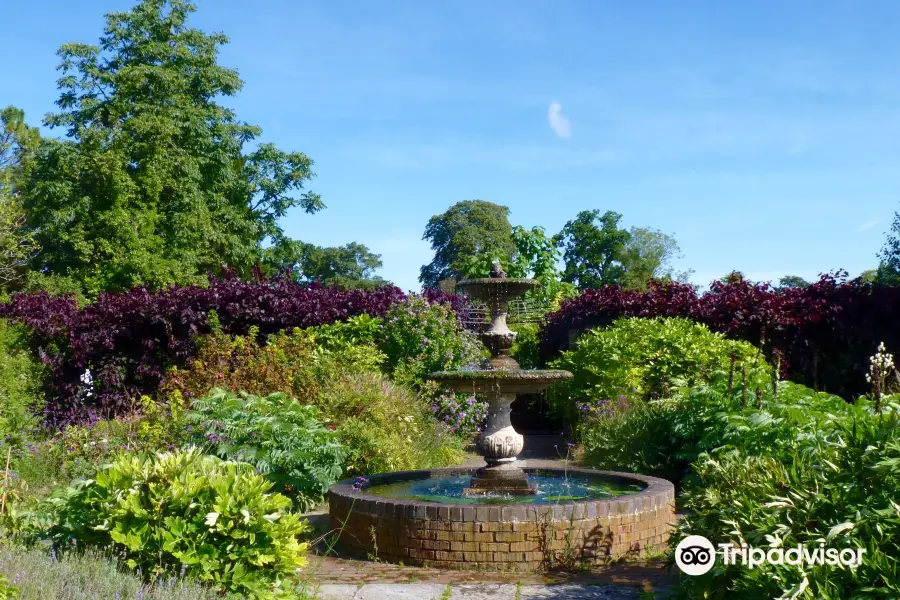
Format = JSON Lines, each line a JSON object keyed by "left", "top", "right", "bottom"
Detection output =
{"left": 428, "top": 262, "right": 572, "bottom": 495}
{"left": 328, "top": 264, "right": 676, "bottom": 571}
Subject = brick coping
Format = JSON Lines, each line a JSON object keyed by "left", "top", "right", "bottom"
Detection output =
{"left": 329, "top": 466, "right": 673, "bottom": 521}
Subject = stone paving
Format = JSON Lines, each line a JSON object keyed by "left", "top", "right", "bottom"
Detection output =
{"left": 308, "top": 582, "right": 669, "bottom": 599}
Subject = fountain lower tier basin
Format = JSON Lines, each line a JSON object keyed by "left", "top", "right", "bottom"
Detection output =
{"left": 328, "top": 467, "right": 675, "bottom": 571}
{"left": 428, "top": 369, "right": 572, "bottom": 394}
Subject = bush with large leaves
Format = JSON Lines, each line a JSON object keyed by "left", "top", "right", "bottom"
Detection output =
{"left": 37, "top": 448, "right": 308, "bottom": 600}
{"left": 185, "top": 388, "right": 348, "bottom": 511}
{"left": 165, "top": 324, "right": 465, "bottom": 476}
{"left": 577, "top": 364, "right": 899, "bottom": 598}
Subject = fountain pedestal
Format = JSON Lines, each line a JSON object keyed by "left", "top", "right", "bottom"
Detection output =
{"left": 463, "top": 392, "right": 534, "bottom": 495}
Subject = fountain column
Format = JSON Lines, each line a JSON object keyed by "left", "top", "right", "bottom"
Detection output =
{"left": 428, "top": 263, "right": 571, "bottom": 496}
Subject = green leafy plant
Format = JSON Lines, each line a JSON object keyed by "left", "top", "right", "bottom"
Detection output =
{"left": 36, "top": 448, "right": 309, "bottom": 599}
{"left": 378, "top": 294, "right": 485, "bottom": 389}
{"left": 510, "top": 324, "right": 541, "bottom": 370}
{"left": 0, "top": 574, "right": 15, "bottom": 600}
{"left": 553, "top": 317, "right": 769, "bottom": 403}
{"left": 0, "top": 320, "right": 45, "bottom": 446}
{"left": 674, "top": 395, "right": 900, "bottom": 599}
{"left": 186, "top": 388, "right": 348, "bottom": 511}
{"left": 321, "top": 371, "right": 465, "bottom": 474}
{"left": 8, "top": 397, "right": 188, "bottom": 506}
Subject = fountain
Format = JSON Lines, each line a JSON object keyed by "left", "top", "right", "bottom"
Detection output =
{"left": 328, "top": 264, "right": 676, "bottom": 571}
{"left": 428, "top": 261, "right": 572, "bottom": 496}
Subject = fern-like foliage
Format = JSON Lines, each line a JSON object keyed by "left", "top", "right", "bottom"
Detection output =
{"left": 185, "top": 388, "right": 348, "bottom": 511}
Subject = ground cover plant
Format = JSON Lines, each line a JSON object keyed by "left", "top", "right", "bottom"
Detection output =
{"left": 0, "top": 542, "right": 220, "bottom": 600}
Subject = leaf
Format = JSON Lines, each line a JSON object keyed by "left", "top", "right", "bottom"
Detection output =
{"left": 826, "top": 522, "right": 854, "bottom": 540}
{"left": 205, "top": 512, "right": 219, "bottom": 526}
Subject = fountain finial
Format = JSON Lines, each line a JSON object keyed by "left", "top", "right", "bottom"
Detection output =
{"left": 489, "top": 259, "right": 506, "bottom": 278}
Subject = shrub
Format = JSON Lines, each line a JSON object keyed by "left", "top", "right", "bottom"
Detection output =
{"left": 36, "top": 448, "right": 308, "bottom": 599}
{"left": 0, "top": 542, "right": 218, "bottom": 599}
{"left": 163, "top": 328, "right": 323, "bottom": 404}
{"left": 576, "top": 357, "right": 900, "bottom": 599}
{"left": 428, "top": 390, "right": 487, "bottom": 436}
{"left": 0, "top": 278, "right": 407, "bottom": 424}
{"left": 378, "top": 294, "right": 485, "bottom": 389}
{"left": 509, "top": 323, "right": 540, "bottom": 370}
{"left": 0, "top": 320, "right": 45, "bottom": 445}
{"left": 7, "top": 395, "right": 186, "bottom": 504}
{"left": 322, "top": 371, "right": 465, "bottom": 474}
{"left": 673, "top": 395, "right": 900, "bottom": 599}
{"left": 185, "top": 388, "right": 348, "bottom": 511}
{"left": 540, "top": 272, "right": 900, "bottom": 399}
{"left": 552, "top": 317, "right": 770, "bottom": 404}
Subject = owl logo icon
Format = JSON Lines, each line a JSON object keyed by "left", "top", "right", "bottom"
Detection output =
{"left": 675, "top": 535, "right": 716, "bottom": 575}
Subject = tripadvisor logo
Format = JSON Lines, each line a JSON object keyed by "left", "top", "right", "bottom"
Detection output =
{"left": 675, "top": 535, "right": 865, "bottom": 576}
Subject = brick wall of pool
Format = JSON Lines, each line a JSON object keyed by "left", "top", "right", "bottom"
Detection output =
{"left": 327, "top": 466, "right": 676, "bottom": 572}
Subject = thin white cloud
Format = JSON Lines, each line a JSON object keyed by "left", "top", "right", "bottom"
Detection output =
{"left": 547, "top": 101, "right": 571, "bottom": 138}
{"left": 856, "top": 218, "right": 880, "bottom": 232}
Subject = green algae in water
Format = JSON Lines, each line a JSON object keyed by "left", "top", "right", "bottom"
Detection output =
{"left": 363, "top": 471, "right": 644, "bottom": 505}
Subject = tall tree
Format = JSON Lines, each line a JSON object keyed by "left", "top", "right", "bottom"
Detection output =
{"left": 877, "top": 213, "right": 900, "bottom": 285}
{"left": 620, "top": 227, "right": 684, "bottom": 290}
{"left": 0, "top": 107, "right": 41, "bottom": 290}
{"left": 778, "top": 275, "right": 811, "bottom": 289}
{"left": 0, "top": 106, "right": 41, "bottom": 197}
{"left": 263, "top": 239, "right": 385, "bottom": 289}
{"left": 419, "top": 200, "right": 515, "bottom": 288}
{"left": 554, "top": 210, "right": 630, "bottom": 290}
{"left": 23, "top": 0, "right": 323, "bottom": 296}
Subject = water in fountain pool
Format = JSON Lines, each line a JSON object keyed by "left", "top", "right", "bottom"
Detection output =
{"left": 363, "top": 471, "right": 644, "bottom": 505}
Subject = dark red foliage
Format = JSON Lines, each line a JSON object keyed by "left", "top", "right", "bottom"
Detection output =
{"left": 0, "top": 278, "right": 407, "bottom": 425}
{"left": 539, "top": 272, "right": 900, "bottom": 399}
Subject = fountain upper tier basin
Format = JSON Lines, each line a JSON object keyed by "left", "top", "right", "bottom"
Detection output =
{"left": 456, "top": 278, "right": 538, "bottom": 304}
{"left": 429, "top": 369, "right": 572, "bottom": 394}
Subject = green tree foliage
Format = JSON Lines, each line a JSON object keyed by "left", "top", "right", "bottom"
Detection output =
{"left": 554, "top": 210, "right": 630, "bottom": 290}
{"left": 0, "top": 106, "right": 41, "bottom": 197}
{"left": 419, "top": 200, "right": 516, "bottom": 288}
{"left": 23, "top": 1, "right": 323, "bottom": 296}
{"left": 263, "top": 239, "right": 385, "bottom": 289}
{"left": 877, "top": 212, "right": 900, "bottom": 285}
{"left": 777, "top": 274, "right": 811, "bottom": 289}
{"left": 0, "top": 108, "right": 41, "bottom": 291}
{"left": 620, "top": 227, "right": 686, "bottom": 290}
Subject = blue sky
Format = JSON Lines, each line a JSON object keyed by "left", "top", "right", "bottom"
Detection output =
{"left": 3, "top": 0, "right": 899, "bottom": 291}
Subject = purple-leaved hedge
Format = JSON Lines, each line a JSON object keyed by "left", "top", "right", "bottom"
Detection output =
{"left": 0, "top": 277, "right": 409, "bottom": 425}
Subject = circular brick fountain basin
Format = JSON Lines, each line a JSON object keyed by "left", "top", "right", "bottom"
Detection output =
{"left": 328, "top": 466, "right": 675, "bottom": 572}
